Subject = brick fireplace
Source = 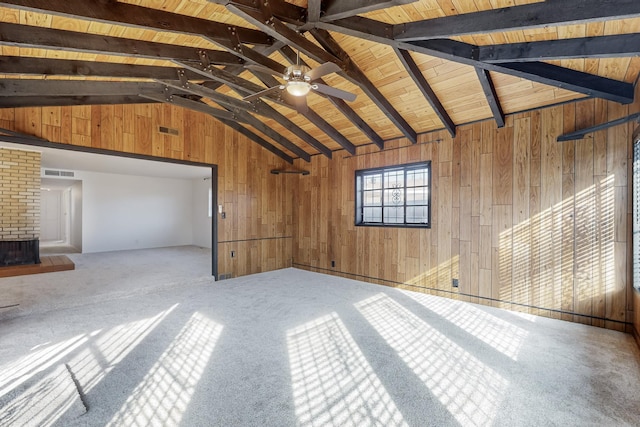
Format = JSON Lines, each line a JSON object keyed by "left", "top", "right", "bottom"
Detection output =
{"left": 0, "top": 147, "right": 41, "bottom": 266}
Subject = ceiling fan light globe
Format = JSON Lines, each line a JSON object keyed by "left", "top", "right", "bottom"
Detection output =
{"left": 286, "top": 81, "right": 311, "bottom": 97}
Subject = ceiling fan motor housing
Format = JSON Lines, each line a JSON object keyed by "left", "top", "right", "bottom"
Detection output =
{"left": 284, "top": 64, "right": 312, "bottom": 82}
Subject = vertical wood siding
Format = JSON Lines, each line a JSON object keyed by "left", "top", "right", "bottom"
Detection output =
{"left": 0, "top": 103, "right": 293, "bottom": 278}
{"left": 293, "top": 96, "right": 639, "bottom": 332}
{"left": 1, "top": 95, "right": 638, "bottom": 333}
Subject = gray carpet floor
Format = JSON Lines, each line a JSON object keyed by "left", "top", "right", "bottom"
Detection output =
{"left": 0, "top": 246, "right": 639, "bottom": 426}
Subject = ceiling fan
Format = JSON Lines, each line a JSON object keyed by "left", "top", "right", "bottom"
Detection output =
{"left": 242, "top": 53, "right": 356, "bottom": 113}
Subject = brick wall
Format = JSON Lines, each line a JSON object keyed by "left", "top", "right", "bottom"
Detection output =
{"left": 0, "top": 148, "right": 41, "bottom": 241}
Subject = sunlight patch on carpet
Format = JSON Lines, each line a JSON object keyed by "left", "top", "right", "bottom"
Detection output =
{"left": 402, "top": 291, "right": 529, "bottom": 360}
{"left": 67, "top": 304, "right": 178, "bottom": 395}
{"left": 356, "top": 293, "right": 509, "bottom": 427}
{"left": 0, "top": 364, "right": 86, "bottom": 426}
{"left": 0, "top": 334, "right": 88, "bottom": 398}
{"left": 287, "top": 312, "right": 407, "bottom": 427}
{"left": 106, "top": 312, "right": 222, "bottom": 426}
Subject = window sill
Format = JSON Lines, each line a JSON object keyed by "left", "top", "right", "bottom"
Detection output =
{"left": 355, "top": 222, "right": 431, "bottom": 229}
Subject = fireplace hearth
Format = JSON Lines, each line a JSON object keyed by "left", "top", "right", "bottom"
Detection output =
{"left": 0, "top": 240, "right": 40, "bottom": 266}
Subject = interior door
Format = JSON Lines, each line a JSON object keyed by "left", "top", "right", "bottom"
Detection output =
{"left": 41, "top": 189, "right": 62, "bottom": 242}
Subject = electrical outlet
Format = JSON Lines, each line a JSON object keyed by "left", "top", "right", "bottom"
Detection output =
{"left": 452, "top": 278, "right": 459, "bottom": 288}
{"left": 331, "top": 260, "right": 335, "bottom": 268}
{"left": 231, "top": 250, "right": 235, "bottom": 258}
{"left": 221, "top": 212, "right": 226, "bottom": 219}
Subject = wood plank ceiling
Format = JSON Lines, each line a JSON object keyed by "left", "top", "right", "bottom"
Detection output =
{"left": 1, "top": 0, "right": 639, "bottom": 163}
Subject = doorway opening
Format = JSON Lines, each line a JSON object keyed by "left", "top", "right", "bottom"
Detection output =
{"left": 40, "top": 178, "right": 82, "bottom": 255}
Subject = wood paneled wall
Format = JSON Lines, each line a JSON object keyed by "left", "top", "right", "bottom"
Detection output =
{"left": 1, "top": 96, "right": 638, "bottom": 333}
{"left": 0, "top": 103, "right": 293, "bottom": 278}
{"left": 293, "top": 96, "right": 639, "bottom": 332}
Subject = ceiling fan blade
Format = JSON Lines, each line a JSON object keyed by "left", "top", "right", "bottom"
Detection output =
{"left": 245, "top": 64, "right": 282, "bottom": 77}
{"left": 312, "top": 83, "right": 357, "bottom": 102}
{"left": 294, "top": 95, "right": 308, "bottom": 114}
{"left": 284, "top": 93, "right": 308, "bottom": 114}
{"left": 242, "top": 85, "right": 282, "bottom": 102}
{"left": 305, "top": 62, "right": 341, "bottom": 81}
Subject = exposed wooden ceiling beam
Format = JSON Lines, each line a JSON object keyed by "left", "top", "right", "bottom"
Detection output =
{"left": 321, "top": 0, "right": 420, "bottom": 22}
{"left": 159, "top": 78, "right": 312, "bottom": 162}
{"left": 0, "top": 56, "right": 206, "bottom": 81}
{"left": 210, "top": 41, "right": 286, "bottom": 75}
{"left": 0, "top": 23, "right": 243, "bottom": 65}
{"left": 393, "top": 0, "right": 640, "bottom": 41}
{"left": 478, "top": 33, "right": 640, "bottom": 63}
{"left": 230, "top": 110, "right": 310, "bottom": 160}
{"left": 409, "top": 39, "right": 635, "bottom": 104}
{"left": 227, "top": 2, "right": 417, "bottom": 143}
{"left": 307, "top": 0, "right": 321, "bottom": 23}
{"left": 186, "top": 43, "right": 347, "bottom": 158}
{"left": 497, "top": 62, "right": 634, "bottom": 104}
{"left": 215, "top": 119, "right": 293, "bottom": 164}
{"left": 176, "top": 60, "right": 277, "bottom": 100}
{"left": 475, "top": 68, "right": 505, "bottom": 128}
{"left": 0, "top": 0, "right": 272, "bottom": 45}
{"left": 142, "top": 92, "right": 294, "bottom": 164}
{"left": 143, "top": 91, "right": 235, "bottom": 121}
{"left": 0, "top": 80, "right": 173, "bottom": 97}
{"left": 203, "top": 83, "right": 328, "bottom": 161}
{"left": 315, "top": 20, "right": 635, "bottom": 105}
{"left": 557, "top": 112, "right": 640, "bottom": 142}
{"left": 279, "top": 45, "right": 384, "bottom": 150}
{"left": 316, "top": 16, "right": 393, "bottom": 43}
{"left": 208, "top": 82, "right": 325, "bottom": 160}
{"left": 160, "top": 79, "right": 261, "bottom": 117}
{"left": 229, "top": 5, "right": 340, "bottom": 65}
{"left": 207, "top": 0, "right": 306, "bottom": 26}
{"left": 311, "top": 28, "right": 418, "bottom": 143}
{"left": 0, "top": 95, "right": 156, "bottom": 108}
{"left": 250, "top": 70, "right": 351, "bottom": 155}
{"left": 300, "top": 108, "right": 354, "bottom": 155}
{"left": 160, "top": 72, "right": 311, "bottom": 162}
{"left": 395, "top": 48, "right": 456, "bottom": 137}
{"left": 227, "top": 3, "right": 415, "bottom": 143}
{"left": 0, "top": 1, "right": 352, "bottom": 155}
{"left": 176, "top": 60, "right": 334, "bottom": 158}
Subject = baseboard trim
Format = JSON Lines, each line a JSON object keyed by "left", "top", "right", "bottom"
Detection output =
{"left": 632, "top": 323, "right": 640, "bottom": 350}
{"left": 293, "top": 262, "right": 630, "bottom": 328}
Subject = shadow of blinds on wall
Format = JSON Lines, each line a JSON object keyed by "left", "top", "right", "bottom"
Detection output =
{"left": 634, "top": 137, "right": 640, "bottom": 290}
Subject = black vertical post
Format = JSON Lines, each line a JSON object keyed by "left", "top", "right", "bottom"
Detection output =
{"left": 211, "top": 165, "right": 218, "bottom": 279}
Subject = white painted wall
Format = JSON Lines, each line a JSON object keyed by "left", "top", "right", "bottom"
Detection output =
{"left": 192, "top": 177, "right": 212, "bottom": 248}
{"left": 76, "top": 170, "right": 194, "bottom": 253}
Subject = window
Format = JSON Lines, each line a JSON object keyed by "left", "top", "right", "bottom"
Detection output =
{"left": 355, "top": 162, "right": 431, "bottom": 228}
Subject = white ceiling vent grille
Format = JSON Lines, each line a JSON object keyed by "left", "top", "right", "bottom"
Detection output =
{"left": 44, "top": 169, "right": 75, "bottom": 177}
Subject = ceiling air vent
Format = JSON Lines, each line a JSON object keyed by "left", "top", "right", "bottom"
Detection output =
{"left": 158, "top": 126, "right": 179, "bottom": 136}
{"left": 44, "top": 169, "right": 75, "bottom": 177}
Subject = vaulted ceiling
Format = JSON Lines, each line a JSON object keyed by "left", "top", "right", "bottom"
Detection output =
{"left": 1, "top": 0, "right": 639, "bottom": 163}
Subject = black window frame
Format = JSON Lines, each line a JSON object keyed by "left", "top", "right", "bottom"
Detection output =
{"left": 355, "top": 161, "right": 431, "bottom": 228}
